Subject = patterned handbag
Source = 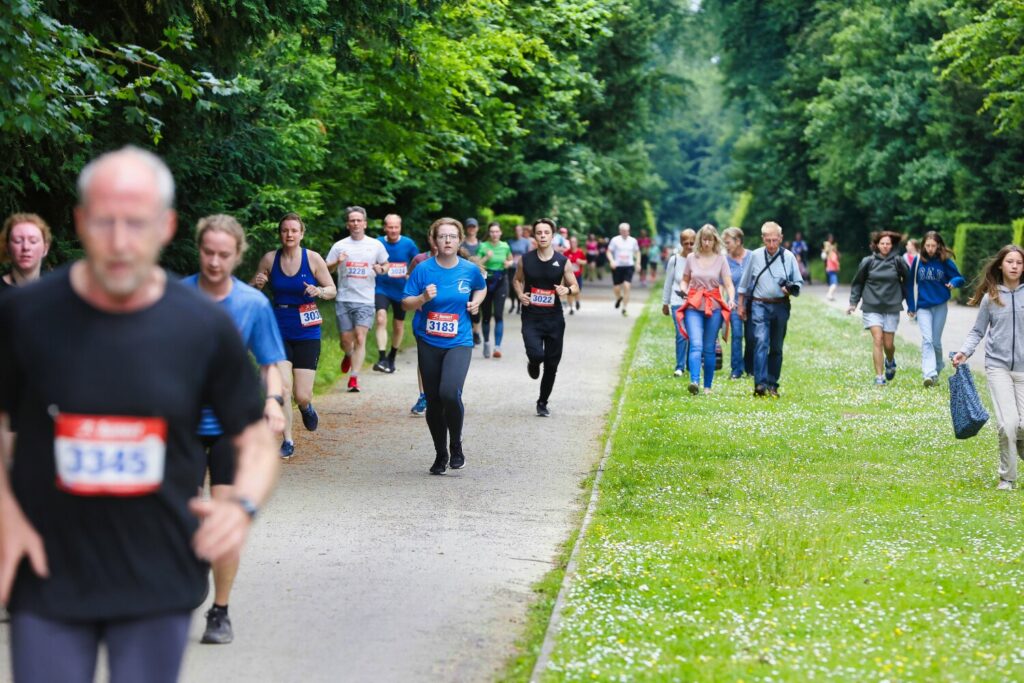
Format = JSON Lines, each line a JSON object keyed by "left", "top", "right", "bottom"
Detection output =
{"left": 948, "top": 360, "right": 989, "bottom": 439}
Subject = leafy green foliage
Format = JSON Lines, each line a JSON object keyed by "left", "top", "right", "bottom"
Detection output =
{"left": 954, "top": 222, "right": 1013, "bottom": 302}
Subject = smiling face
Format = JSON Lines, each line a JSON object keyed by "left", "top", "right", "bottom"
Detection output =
{"left": 8, "top": 221, "right": 48, "bottom": 272}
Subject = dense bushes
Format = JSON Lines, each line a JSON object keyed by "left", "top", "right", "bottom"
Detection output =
{"left": 954, "top": 223, "right": 1013, "bottom": 302}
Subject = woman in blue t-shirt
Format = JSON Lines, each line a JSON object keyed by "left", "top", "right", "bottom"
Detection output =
{"left": 403, "top": 218, "right": 486, "bottom": 475}
{"left": 907, "top": 231, "right": 965, "bottom": 386}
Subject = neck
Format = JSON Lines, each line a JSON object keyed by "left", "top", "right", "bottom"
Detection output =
{"left": 11, "top": 264, "right": 41, "bottom": 285}
{"left": 386, "top": 235, "right": 400, "bottom": 244}
{"left": 436, "top": 252, "right": 458, "bottom": 267}
{"left": 198, "top": 273, "right": 233, "bottom": 300}
{"left": 766, "top": 246, "right": 779, "bottom": 256}
{"left": 1005, "top": 277, "right": 1021, "bottom": 289}
{"left": 281, "top": 244, "right": 301, "bottom": 257}
{"left": 730, "top": 247, "right": 744, "bottom": 258}
{"left": 537, "top": 244, "right": 555, "bottom": 259}
{"left": 71, "top": 261, "right": 165, "bottom": 313}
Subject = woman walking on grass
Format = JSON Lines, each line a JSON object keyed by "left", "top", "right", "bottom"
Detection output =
{"left": 823, "top": 237, "right": 840, "bottom": 301}
{"left": 907, "top": 231, "right": 964, "bottom": 387}
{"left": 952, "top": 245, "right": 1024, "bottom": 491}
{"left": 847, "top": 231, "right": 910, "bottom": 386}
{"left": 681, "top": 224, "right": 735, "bottom": 395}
{"left": 661, "top": 229, "right": 696, "bottom": 377}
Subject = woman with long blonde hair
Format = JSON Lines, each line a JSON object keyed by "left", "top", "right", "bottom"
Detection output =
{"left": 681, "top": 224, "right": 735, "bottom": 394}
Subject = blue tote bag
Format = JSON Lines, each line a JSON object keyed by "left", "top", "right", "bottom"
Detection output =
{"left": 948, "top": 361, "right": 989, "bottom": 439}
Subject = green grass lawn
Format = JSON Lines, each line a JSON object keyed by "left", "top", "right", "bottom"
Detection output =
{"left": 540, "top": 295, "right": 1024, "bottom": 681}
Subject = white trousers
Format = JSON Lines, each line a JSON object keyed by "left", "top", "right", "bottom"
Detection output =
{"left": 985, "top": 367, "right": 1024, "bottom": 482}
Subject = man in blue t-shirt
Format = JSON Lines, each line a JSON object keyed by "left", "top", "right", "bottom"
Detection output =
{"left": 373, "top": 213, "right": 420, "bottom": 373}
{"left": 185, "top": 214, "right": 286, "bottom": 646}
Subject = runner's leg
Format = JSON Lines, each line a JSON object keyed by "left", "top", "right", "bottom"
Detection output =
{"left": 870, "top": 326, "right": 884, "bottom": 377}
{"left": 279, "top": 360, "right": 295, "bottom": 443}
{"left": 492, "top": 283, "right": 506, "bottom": 349}
{"left": 293, "top": 369, "right": 315, "bottom": 411}
{"left": 438, "top": 345, "right": 472, "bottom": 453}
{"left": 539, "top": 317, "right": 565, "bottom": 404}
{"left": 11, "top": 612, "right": 99, "bottom": 683}
{"left": 351, "top": 326, "right": 369, "bottom": 378}
{"left": 417, "top": 340, "right": 450, "bottom": 457}
{"left": 105, "top": 612, "right": 191, "bottom": 683}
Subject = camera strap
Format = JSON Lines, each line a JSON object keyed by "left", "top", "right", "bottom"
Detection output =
{"left": 750, "top": 248, "right": 785, "bottom": 296}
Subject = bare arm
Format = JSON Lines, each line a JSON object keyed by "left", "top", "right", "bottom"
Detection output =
{"left": 0, "top": 410, "right": 49, "bottom": 603}
{"left": 559, "top": 268, "right": 579, "bottom": 297}
{"left": 260, "top": 364, "right": 285, "bottom": 436}
{"left": 513, "top": 259, "right": 530, "bottom": 306}
{"left": 308, "top": 252, "right": 338, "bottom": 299}
{"left": 250, "top": 251, "right": 275, "bottom": 289}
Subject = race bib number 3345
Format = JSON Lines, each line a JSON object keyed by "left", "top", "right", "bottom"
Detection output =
{"left": 54, "top": 414, "right": 167, "bottom": 496}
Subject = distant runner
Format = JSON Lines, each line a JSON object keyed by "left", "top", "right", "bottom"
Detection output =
{"left": 373, "top": 213, "right": 419, "bottom": 374}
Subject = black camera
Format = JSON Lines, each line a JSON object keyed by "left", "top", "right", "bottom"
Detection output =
{"left": 778, "top": 278, "right": 801, "bottom": 296}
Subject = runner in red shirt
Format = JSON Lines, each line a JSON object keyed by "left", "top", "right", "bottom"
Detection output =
{"left": 564, "top": 236, "right": 586, "bottom": 315}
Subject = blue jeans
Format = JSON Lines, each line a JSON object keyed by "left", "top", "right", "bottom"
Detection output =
{"left": 684, "top": 308, "right": 723, "bottom": 387}
{"left": 730, "top": 313, "right": 746, "bottom": 377}
{"left": 670, "top": 305, "right": 689, "bottom": 372}
{"left": 917, "top": 303, "right": 948, "bottom": 379}
{"left": 751, "top": 301, "right": 790, "bottom": 389}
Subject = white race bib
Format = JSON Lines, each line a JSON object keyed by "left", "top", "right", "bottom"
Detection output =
{"left": 425, "top": 311, "right": 459, "bottom": 338}
{"left": 299, "top": 302, "right": 323, "bottom": 327}
{"left": 529, "top": 288, "right": 557, "bottom": 307}
{"left": 346, "top": 261, "right": 370, "bottom": 278}
{"left": 387, "top": 262, "right": 408, "bottom": 278}
{"left": 54, "top": 414, "right": 167, "bottom": 496}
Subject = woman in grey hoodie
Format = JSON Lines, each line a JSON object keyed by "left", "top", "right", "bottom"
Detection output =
{"left": 847, "top": 231, "right": 910, "bottom": 385}
{"left": 953, "top": 245, "right": 1024, "bottom": 491}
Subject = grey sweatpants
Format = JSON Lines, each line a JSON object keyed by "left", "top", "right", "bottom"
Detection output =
{"left": 985, "top": 367, "right": 1024, "bottom": 482}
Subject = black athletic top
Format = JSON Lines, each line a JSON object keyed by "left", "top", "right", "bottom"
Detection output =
{"left": 521, "top": 250, "right": 568, "bottom": 319}
{"left": 0, "top": 268, "right": 264, "bottom": 620}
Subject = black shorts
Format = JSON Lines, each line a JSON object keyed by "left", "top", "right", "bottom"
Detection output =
{"left": 612, "top": 266, "right": 635, "bottom": 285}
{"left": 641, "top": 255, "right": 650, "bottom": 269}
{"left": 374, "top": 293, "right": 407, "bottom": 321}
{"left": 283, "top": 338, "right": 321, "bottom": 370}
{"left": 586, "top": 253, "right": 598, "bottom": 264}
{"left": 200, "top": 434, "right": 235, "bottom": 487}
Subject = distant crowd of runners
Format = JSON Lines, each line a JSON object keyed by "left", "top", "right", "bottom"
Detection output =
{"left": 0, "top": 146, "right": 1021, "bottom": 682}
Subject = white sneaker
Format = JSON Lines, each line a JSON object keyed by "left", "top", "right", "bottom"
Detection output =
{"left": 673, "top": 369, "right": 683, "bottom": 377}
{"left": 997, "top": 479, "right": 1014, "bottom": 491}
{"left": 483, "top": 342, "right": 492, "bottom": 358}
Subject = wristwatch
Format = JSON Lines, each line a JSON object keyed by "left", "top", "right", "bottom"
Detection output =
{"left": 267, "top": 394, "right": 285, "bottom": 406}
{"left": 232, "top": 495, "right": 259, "bottom": 520}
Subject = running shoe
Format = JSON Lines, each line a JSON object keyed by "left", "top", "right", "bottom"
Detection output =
{"left": 347, "top": 376, "right": 360, "bottom": 393}
{"left": 300, "top": 403, "right": 319, "bottom": 431}
{"left": 493, "top": 348, "right": 502, "bottom": 359}
{"left": 528, "top": 360, "right": 540, "bottom": 379}
{"left": 874, "top": 376, "right": 887, "bottom": 386}
{"left": 997, "top": 479, "right": 1014, "bottom": 491}
{"left": 576, "top": 301, "right": 580, "bottom": 311}
{"left": 615, "top": 297, "right": 622, "bottom": 309}
{"left": 411, "top": 393, "right": 427, "bottom": 416}
{"left": 884, "top": 358, "right": 897, "bottom": 381}
{"left": 536, "top": 401, "right": 550, "bottom": 417}
{"left": 385, "top": 358, "right": 397, "bottom": 373}
{"left": 483, "top": 342, "right": 492, "bottom": 358}
{"left": 622, "top": 309, "right": 628, "bottom": 317}
{"left": 688, "top": 382, "right": 699, "bottom": 395}
{"left": 429, "top": 453, "right": 448, "bottom": 475}
{"left": 923, "top": 376, "right": 936, "bottom": 387}
{"left": 372, "top": 358, "right": 389, "bottom": 373}
{"left": 673, "top": 369, "right": 683, "bottom": 377}
{"left": 449, "top": 449, "right": 465, "bottom": 470}
{"left": 473, "top": 332, "right": 481, "bottom": 345}
{"left": 569, "top": 308, "right": 574, "bottom": 316}
{"left": 341, "top": 354, "right": 352, "bottom": 374}
{"left": 201, "top": 607, "right": 234, "bottom": 645}
{"left": 280, "top": 440, "right": 295, "bottom": 459}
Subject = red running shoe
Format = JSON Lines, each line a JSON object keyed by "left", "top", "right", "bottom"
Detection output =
{"left": 341, "top": 354, "right": 351, "bottom": 374}
{"left": 347, "top": 376, "right": 360, "bottom": 393}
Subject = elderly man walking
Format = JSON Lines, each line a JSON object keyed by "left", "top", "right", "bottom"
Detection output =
{"left": 736, "top": 221, "right": 803, "bottom": 397}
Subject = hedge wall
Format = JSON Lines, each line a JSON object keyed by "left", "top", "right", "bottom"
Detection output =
{"left": 1014, "top": 218, "right": 1024, "bottom": 247}
{"left": 954, "top": 223, "right": 1013, "bottom": 303}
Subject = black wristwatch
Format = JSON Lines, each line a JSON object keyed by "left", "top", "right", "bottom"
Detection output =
{"left": 267, "top": 394, "right": 285, "bottom": 406}
{"left": 232, "top": 495, "right": 259, "bottom": 520}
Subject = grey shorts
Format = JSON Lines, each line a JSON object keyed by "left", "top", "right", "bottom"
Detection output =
{"left": 335, "top": 301, "right": 375, "bottom": 332}
{"left": 863, "top": 311, "right": 900, "bottom": 333}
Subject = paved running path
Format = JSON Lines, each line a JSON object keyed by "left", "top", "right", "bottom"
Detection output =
{"left": 0, "top": 279, "right": 648, "bottom": 682}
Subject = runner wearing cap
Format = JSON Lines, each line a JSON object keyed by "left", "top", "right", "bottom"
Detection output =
{"left": 372, "top": 213, "right": 419, "bottom": 374}
{"left": 402, "top": 218, "right": 486, "bottom": 474}
{"left": 252, "top": 213, "right": 336, "bottom": 458}
{"left": 186, "top": 214, "right": 286, "bottom": 645}
{"left": 326, "top": 206, "right": 389, "bottom": 393}
{"left": 513, "top": 219, "right": 579, "bottom": 417}
{"left": 0, "top": 146, "right": 279, "bottom": 682}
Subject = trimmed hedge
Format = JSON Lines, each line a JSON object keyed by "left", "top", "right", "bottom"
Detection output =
{"left": 1014, "top": 218, "right": 1024, "bottom": 247}
{"left": 954, "top": 223, "right": 1013, "bottom": 303}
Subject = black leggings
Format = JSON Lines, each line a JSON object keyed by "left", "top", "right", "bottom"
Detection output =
{"left": 481, "top": 273, "right": 506, "bottom": 344}
{"left": 522, "top": 314, "right": 565, "bottom": 404}
{"left": 417, "top": 340, "right": 472, "bottom": 456}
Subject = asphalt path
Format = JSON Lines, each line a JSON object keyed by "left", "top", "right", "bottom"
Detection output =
{"left": 0, "top": 277, "right": 648, "bottom": 682}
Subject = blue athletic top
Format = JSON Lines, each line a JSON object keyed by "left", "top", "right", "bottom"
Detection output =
{"left": 375, "top": 235, "right": 421, "bottom": 301}
{"left": 271, "top": 248, "right": 321, "bottom": 342}
{"left": 184, "top": 275, "right": 287, "bottom": 436}
{"left": 907, "top": 257, "right": 965, "bottom": 312}
{"left": 403, "top": 257, "right": 486, "bottom": 349}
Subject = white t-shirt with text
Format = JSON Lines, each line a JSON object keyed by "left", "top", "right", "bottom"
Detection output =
{"left": 327, "top": 236, "right": 389, "bottom": 304}
{"left": 608, "top": 235, "right": 640, "bottom": 267}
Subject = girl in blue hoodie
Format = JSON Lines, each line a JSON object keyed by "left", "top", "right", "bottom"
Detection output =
{"left": 907, "top": 231, "right": 965, "bottom": 386}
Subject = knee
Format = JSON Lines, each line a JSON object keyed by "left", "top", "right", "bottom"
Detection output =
{"left": 375, "top": 310, "right": 387, "bottom": 326}
{"left": 294, "top": 386, "right": 312, "bottom": 405}
{"left": 439, "top": 386, "right": 462, "bottom": 406}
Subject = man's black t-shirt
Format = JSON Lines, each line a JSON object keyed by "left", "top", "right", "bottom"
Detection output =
{"left": 521, "top": 250, "right": 568, "bottom": 319}
{"left": 0, "top": 268, "right": 264, "bottom": 621}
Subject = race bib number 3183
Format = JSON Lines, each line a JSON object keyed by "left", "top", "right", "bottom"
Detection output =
{"left": 425, "top": 311, "right": 459, "bottom": 338}
{"left": 54, "top": 414, "right": 167, "bottom": 496}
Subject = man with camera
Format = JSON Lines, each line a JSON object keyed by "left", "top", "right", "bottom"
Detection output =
{"left": 736, "top": 221, "right": 803, "bottom": 397}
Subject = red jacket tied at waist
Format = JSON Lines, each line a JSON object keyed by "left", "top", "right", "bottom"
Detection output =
{"left": 674, "top": 287, "right": 730, "bottom": 341}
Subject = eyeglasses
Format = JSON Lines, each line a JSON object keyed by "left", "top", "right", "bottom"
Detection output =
{"left": 436, "top": 234, "right": 460, "bottom": 242}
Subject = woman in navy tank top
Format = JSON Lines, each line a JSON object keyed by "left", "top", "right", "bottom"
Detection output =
{"left": 251, "top": 213, "right": 336, "bottom": 458}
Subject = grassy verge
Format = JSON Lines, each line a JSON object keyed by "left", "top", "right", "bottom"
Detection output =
{"left": 539, "top": 294, "right": 1023, "bottom": 681}
{"left": 499, "top": 303, "right": 653, "bottom": 682}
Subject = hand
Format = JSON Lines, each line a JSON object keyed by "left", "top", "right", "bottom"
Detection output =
{"left": 907, "top": 311, "right": 916, "bottom": 320}
{"left": 846, "top": 305, "right": 856, "bottom": 315}
{"left": 738, "top": 306, "right": 747, "bottom": 322}
{"left": 189, "top": 497, "right": 252, "bottom": 564}
{"left": 467, "top": 299, "right": 480, "bottom": 315}
{"left": 263, "top": 399, "right": 285, "bottom": 435}
{"left": 423, "top": 284, "right": 437, "bottom": 302}
{"left": 951, "top": 352, "right": 967, "bottom": 367}
{"left": 251, "top": 270, "right": 269, "bottom": 289}
{"left": 519, "top": 293, "right": 531, "bottom": 307}
{"left": 302, "top": 281, "right": 321, "bottom": 298}
{"left": 555, "top": 284, "right": 569, "bottom": 297}
{"left": 946, "top": 283, "right": 954, "bottom": 290}
{"left": 0, "top": 498, "right": 49, "bottom": 604}
{"left": 373, "top": 263, "right": 388, "bottom": 275}
{"left": 662, "top": 304, "right": 669, "bottom": 316}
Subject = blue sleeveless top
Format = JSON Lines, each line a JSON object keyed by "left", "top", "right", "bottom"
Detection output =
{"left": 271, "top": 248, "right": 321, "bottom": 341}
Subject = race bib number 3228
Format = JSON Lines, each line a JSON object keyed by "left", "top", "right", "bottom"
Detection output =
{"left": 54, "top": 414, "right": 167, "bottom": 496}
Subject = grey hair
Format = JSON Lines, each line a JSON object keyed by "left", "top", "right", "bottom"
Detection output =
{"left": 722, "top": 226, "right": 744, "bottom": 243}
{"left": 77, "top": 145, "right": 175, "bottom": 209}
{"left": 346, "top": 206, "right": 368, "bottom": 220}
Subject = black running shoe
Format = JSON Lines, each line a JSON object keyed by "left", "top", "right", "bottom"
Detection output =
{"left": 201, "top": 607, "right": 233, "bottom": 645}
{"left": 300, "top": 403, "right": 319, "bottom": 431}
{"left": 449, "top": 450, "right": 465, "bottom": 470}
{"left": 473, "top": 332, "right": 481, "bottom": 345}
{"left": 372, "top": 359, "right": 389, "bottom": 373}
{"left": 527, "top": 361, "right": 540, "bottom": 379}
{"left": 536, "top": 401, "right": 550, "bottom": 417}
{"left": 386, "top": 358, "right": 397, "bottom": 373}
{"left": 615, "top": 297, "right": 622, "bottom": 309}
{"left": 429, "top": 453, "right": 448, "bottom": 475}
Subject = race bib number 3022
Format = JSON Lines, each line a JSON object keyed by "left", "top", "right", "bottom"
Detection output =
{"left": 529, "top": 288, "right": 556, "bottom": 307}
{"left": 425, "top": 311, "right": 459, "bottom": 338}
{"left": 54, "top": 413, "right": 167, "bottom": 496}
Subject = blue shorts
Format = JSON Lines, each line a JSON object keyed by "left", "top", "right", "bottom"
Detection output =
{"left": 827, "top": 271, "right": 839, "bottom": 286}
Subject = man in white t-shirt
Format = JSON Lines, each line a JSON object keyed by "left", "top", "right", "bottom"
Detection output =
{"left": 606, "top": 222, "right": 640, "bottom": 316}
{"left": 326, "top": 206, "right": 389, "bottom": 392}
